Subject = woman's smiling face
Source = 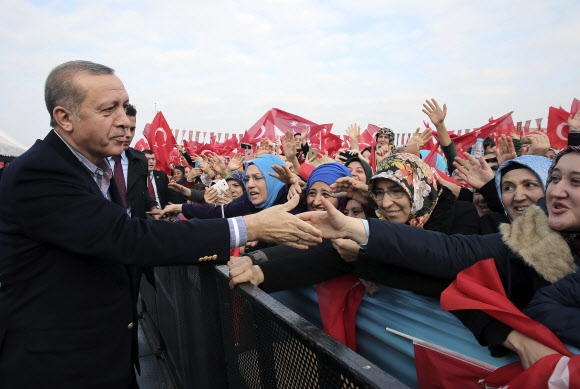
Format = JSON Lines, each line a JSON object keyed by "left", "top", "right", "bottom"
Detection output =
{"left": 373, "top": 178, "right": 411, "bottom": 224}
{"left": 307, "top": 181, "right": 339, "bottom": 211}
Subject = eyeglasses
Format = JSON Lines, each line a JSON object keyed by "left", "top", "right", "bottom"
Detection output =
{"left": 485, "top": 157, "right": 498, "bottom": 164}
{"left": 242, "top": 174, "right": 265, "bottom": 184}
{"left": 370, "top": 186, "right": 406, "bottom": 201}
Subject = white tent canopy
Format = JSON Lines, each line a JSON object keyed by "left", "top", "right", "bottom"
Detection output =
{"left": 0, "top": 130, "right": 27, "bottom": 157}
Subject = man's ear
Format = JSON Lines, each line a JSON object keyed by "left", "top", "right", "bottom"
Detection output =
{"left": 52, "top": 106, "right": 75, "bottom": 133}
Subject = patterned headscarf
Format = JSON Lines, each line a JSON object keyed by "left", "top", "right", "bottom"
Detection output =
{"left": 225, "top": 170, "right": 245, "bottom": 189}
{"left": 369, "top": 153, "right": 440, "bottom": 227}
{"left": 375, "top": 127, "right": 395, "bottom": 144}
{"left": 245, "top": 154, "right": 286, "bottom": 209}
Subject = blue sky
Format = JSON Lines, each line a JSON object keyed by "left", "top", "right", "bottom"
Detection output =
{"left": 1, "top": 0, "right": 579, "bottom": 148}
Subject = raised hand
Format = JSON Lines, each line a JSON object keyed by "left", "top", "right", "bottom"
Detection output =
{"left": 509, "top": 130, "right": 521, "bottom": 140}
{"left": 568, "top": 111, "right": 580, "bottom": 131}
{"left": 198, "top": 159, "right": 213, "bottom": 175}
{"left": 422, "top": 98, "right": 447, "bottom": 127}
{"left": 287, "top": 178, "right": 306, "bottom": 200}
{"left": 227, "top": 153, "right": 244, "bottom": 172}
{"left": 407, "top": 127, "right": 434, "bottom": 149}
{"left": 375, "top": 144, "right": 392, "bottom": 163}
{"left": 301, "top": 126, "right": 310, "bottom": 143}
{"left": 345, "top": 124, "right": 361, "bottom": 140}
{"left": 284, "top": 130, "right": 297, "bottom": 156}
{"left": 496, "top": 135, "right": 517, "bottom": 165}
{"left": 269, "top": 164, "right": 297, "bottom": 185}
{"left": 526, "top": 132, "right": 551, "bottom": 156}
{"left": 329, "top": 176, "right": 371, "bottom": 205}
{"left": 452, "top": 152, "right": 495, "bottom": 190}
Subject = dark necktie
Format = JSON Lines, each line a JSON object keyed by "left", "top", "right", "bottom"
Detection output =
{"left": 112, "top": 155, "right": 127, "bottom": 208}
{"left": 147, "top": 173, "right": 156, "bottom": 200}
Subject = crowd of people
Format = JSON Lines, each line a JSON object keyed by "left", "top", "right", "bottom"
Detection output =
{"left": 0, "top": 59, "right": 579, "bottom": 388}
{"left": 145, "top": 95, "right": 580, "bottom": 381}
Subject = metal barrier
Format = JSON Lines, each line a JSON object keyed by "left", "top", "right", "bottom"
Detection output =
{"left": 140, "top": 264, "right": 408, "bottom": 389}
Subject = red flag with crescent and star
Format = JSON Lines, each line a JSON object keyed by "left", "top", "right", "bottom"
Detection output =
{"left": 133, "top": 138, "right": 149, "bottom": 151}
{"left": 547, "top": 106, "right": 570, "bottom": 150}
{"left": 241, "top": 108, "right": 318, "bottom": 145}
{"left": 357, "top": 128, "right": 375, "bottom": 151}
{"left": 450, "top": 111, "right": 514, "bottom": 154}
{"left": 143, "top": 111, "right": 177, "bottom": 175}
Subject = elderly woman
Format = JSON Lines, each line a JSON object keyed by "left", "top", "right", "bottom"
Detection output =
{"left": 479, "top": 155, "right": 552, "bottom": 234}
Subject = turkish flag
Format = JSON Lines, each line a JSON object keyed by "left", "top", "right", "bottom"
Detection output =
{"left": 414, "top": 342, "right": 493, "bottom": 389}
{"left": 547, "top": 106, "right": 570, "bottom": 150}
{"left": 316, "top": 275, "right": 365, "bottom": 351}
{"left": 214, "top": 133, "right": 239, "bottom": 156}
{"left": 523, "top": 120, "right": 532, "bottom": 136}
{"left": 423, "top": 143, "right": 441, "bottom": 169}
{"left": 169, "top": 149, "right": 181, "bottom": 167}
{"left": 441, "top": 258, "right": 580, "bottom": 388}
{"left": 357, "top": 128, "right": 375, "bottom": 151}
{"left": 133, "top": 138, "right": 149, "bottom": 151}
{"left": 143, "top": 111, "right": 177, "bottom": 175}
{"left": 319, "top": 132, "right": 343, "bottom": 157}
{"left": 450, "top": 111, "right": 514, "bottom": 154}
{"left": 310, "top": 124, "right": 333, "bottom": 149}
{"left": 309, "top": 123, "right": 333, "bottom": 141}
{"left": 342, "top": 135, "right": 351, "bottom": 149}
{"left": 241, "top": 108, "right": 318, "bottom": 145}
{"left": 183, "top": 139, "right": 201, "bottom": 155}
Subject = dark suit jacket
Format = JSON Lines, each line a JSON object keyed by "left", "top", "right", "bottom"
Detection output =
{"left": 151, "top": 169, "right": 183, "bottom": 208}
{"left": 125, "top": 148, "right": 158, "bottom": 219}
{"left": 0, "top": 130, "right": 230, "bottom": 389}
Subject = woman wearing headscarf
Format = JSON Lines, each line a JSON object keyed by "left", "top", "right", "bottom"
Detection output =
{"left": 230, "top": 153, "right": 480, "bottom": 298}
{"left": 288, "top": 147, "right": 580, "bottom": 369}
{"left": 160, "top": 154, "right": 302, "bottom": 219}
{"left": 225, "top": 170, "right": 245, "bottom": 200}
{"left": 479, "top": 155, "right": 552, "bottom": 234}
{"left": 304, "top": 162, "right": 352, "bottom": 211}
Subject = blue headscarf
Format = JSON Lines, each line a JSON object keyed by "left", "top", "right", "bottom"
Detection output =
{"left": 494, "top": 155, "right": 552, "bottom": 219}
{"left": 306, "top": 162, "right": 352, "bottom": 204}
{"left": 245, "top": 154, "right": 286, "bottom": 209}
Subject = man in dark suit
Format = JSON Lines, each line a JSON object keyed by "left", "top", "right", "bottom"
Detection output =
{"left": 108, "top": 104, "right": 158, "bottom": 219}
{"left": 143, "top": 149, "right": 184, "bottom": 208}
{"left": 0, "top": 60, "right": 321, "bottom": 389}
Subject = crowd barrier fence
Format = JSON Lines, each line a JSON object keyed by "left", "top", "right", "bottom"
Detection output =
{"left": 139, "top": 264, "right": 408, "bottom": 389}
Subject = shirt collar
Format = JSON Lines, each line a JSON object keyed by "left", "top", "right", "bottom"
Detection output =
{"left": 53, "top": 129, "right": 108, "bottom": 175}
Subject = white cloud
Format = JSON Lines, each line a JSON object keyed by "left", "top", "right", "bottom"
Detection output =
{"left": 2, "top": 0, "right": 580, "bottom": 148}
